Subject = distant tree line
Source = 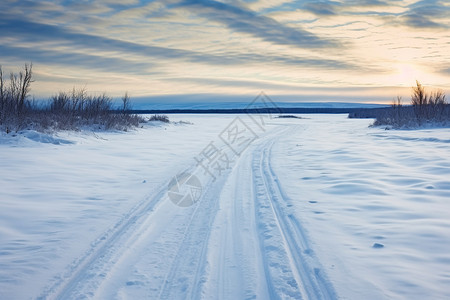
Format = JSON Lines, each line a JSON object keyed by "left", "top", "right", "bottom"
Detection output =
{"left": 0, "top": 63, "right": 147, "bottom": 133}
{"left": 349, "top": 81, "right": 449, "bottom": 128}
{"left": 131, "top": 107, "right": 359, "bottom": 114}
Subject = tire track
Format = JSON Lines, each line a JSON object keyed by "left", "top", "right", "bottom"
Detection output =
{"left": 157, "top": 166, "right": 232, "bottom": 300}
{"left": 38, "top": 183, "right": 170, "bottom": 300}
{"left": 201, "top": 150, "right": 261, "bottom": 300}
{"left": 39, "top": 121, "right": 337, "bottom": 300}
{"left": 252, "top": 131, "right": 337, "bottom": 299}
{"left": 253, "top": 140, "right": 303, "bottom": 299}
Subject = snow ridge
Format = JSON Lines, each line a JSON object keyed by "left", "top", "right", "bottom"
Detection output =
{"left": 251, "top": 130, "right": 336, "bottom": 299}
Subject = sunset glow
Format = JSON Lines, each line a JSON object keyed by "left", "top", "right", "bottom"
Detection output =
{"left": 0, "top": 1, "right": 449, "bottom": 104}
{"left": 389, "top": 63, "right": 422, "bottom": 86}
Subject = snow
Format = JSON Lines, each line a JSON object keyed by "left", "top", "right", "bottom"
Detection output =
{"left": 1, "top": 114, "right": 450, "bottom": 299}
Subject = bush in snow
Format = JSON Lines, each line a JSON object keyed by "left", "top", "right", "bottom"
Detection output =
{"left": 149, "top": 114, "right": 170, "bottom": 123}
{"left": 372, "top": 81, "right": 449, "bottom": 128}
{"left": 47, "top": 88, "right": 144, "bottom": 131}
{"left": 0, "top": 63, "right": 144, "bottom": 133}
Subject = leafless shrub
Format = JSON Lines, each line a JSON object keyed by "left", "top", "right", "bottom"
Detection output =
{"left": 1, "top": 63, "right": 144, "bottom": 133}
{"left": 149, "top": 114, "right": 169, "bottom": 123}
{"left": 371, "top": 81, "right": 449, "bottom": 128}
{"left": 121, "top": 92, "right": 131, "bottom": 113}
{"left": 47, "top": 89, "right": 143, "bottom": 131}
{"left": 0, "top": 63, "right": 34, "bottom": 129}
{"left": 391, "top": 96, "right": 403, "bottom": 108}
{"left": 0, "top": 66, "right": 4, "bottom": 111}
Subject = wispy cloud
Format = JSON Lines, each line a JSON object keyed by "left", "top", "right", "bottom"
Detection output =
{"left": 176, "top": 0, "right": 340, "bottom": 48}
{"left": 302, "top": 1, "right": 340, "bottom": 16}
{"left": 301, "top": 0, "right": 393, "bottom": 17}
{"left": 299, "top": 0, "right": 449, "bottom": 30}
{"left": 0, "top": 0, "right": 448, "bottom": 100}
{"left": 0, "top": 14, "right": 354, "bottom": 70}
{"left": 401, "top": 0, "right": 450, "bottom": 29}
{"left": 0, "top": 44, "right": 156, "bottom": 75}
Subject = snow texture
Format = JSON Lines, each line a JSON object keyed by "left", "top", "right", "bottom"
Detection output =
{"left": 1, "top": 114, "right": 449, "bottom": 299}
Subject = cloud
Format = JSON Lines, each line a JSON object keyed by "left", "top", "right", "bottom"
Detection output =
{"left": 298, "top": 0, "right": 449, "bottom": 30}
{"left": 247, "top": 0, "right": 296, "bottom": 12}
{"left": 160, "top": 77, "right": 298, "bottom": 95}
{"left": 111, "top": 2, "right": 173, "bottom": 20}
{"left": 1, "top": 0, "right": 447, "bottom": 99}
{"left": 440, "top": 67, "right": 450, "bottom": 76}
{"left": 400, "top": 0, "right": 450, "bottom": 29}
{"left": 0, "top": 14, "right": 355, "bottom": 71}
{"left": 402, "top": 13, "right": 442, "bottom": 28}
{"left": 102, "top": 0, "right": 140, "bottom": 5}
{"left": 352, "top": 0, "right": 390, "bottom": 6}
{"left": 301, "top": 0, "right": 392, "bottom": 16}
{"left": 0, "top": 44, "right": 156, "bottom": 75}
{"left": 176, "top": 0, "right": 340, "bottom": 48}
{"left": 161, "top": 76, "right": 310, "bottom": 91}
{"left": 302, "top": 1, "right": 340, "bottom": 16}
{"left": 0, "top": 15, "right": 226, "bottom": 64}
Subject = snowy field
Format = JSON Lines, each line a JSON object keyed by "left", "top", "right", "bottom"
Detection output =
{"left": 1, "top": 114, "right": 450, "bottom": 299}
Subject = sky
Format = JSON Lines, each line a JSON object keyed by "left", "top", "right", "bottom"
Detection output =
{"left": 0, "top": 0, "right": 449, "bottom": 104}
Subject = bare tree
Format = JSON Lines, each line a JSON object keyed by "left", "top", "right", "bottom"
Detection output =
{"left": 391, "top": 96, "right": 402, "bottom": 108}
{"left": 121, "top": 92, "right": 131, "bottom": 113}
{"left": 0, "top": 65, "right": 4, "bottom": 108}
{"left": 411, "top": 80, "right": 430, "bottom": 121}
{"left": 0, "top": 65, "right": 4, "bottom": 125}
{"left": 411, "top": 80, "right": 427, "bottom": 106}
{"left": 429, "top": 90, "right": 446, "bottom": 106}
{"left": 7, "top": 63, "right": 33, "bottom": 116}
{"left": 19, "top": 63, "right": 33, "bottom": 115}
{"left": 429, "top": 89, "right": 446, "bottom": 122}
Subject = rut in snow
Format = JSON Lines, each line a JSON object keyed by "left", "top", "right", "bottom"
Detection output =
{"left": 39, "top": 123, "right": 336, "bottom": 300}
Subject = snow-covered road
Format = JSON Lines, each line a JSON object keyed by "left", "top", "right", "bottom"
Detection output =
{"left": 36, "top": 121, "right": 335, "bottom": 300}
{"left": 1, "top": 114, "right": 450, "bottom": 299}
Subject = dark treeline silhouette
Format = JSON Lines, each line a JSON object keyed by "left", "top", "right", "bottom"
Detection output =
{"left": 132, "top": 107, "right": 361, "bottom": 114}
